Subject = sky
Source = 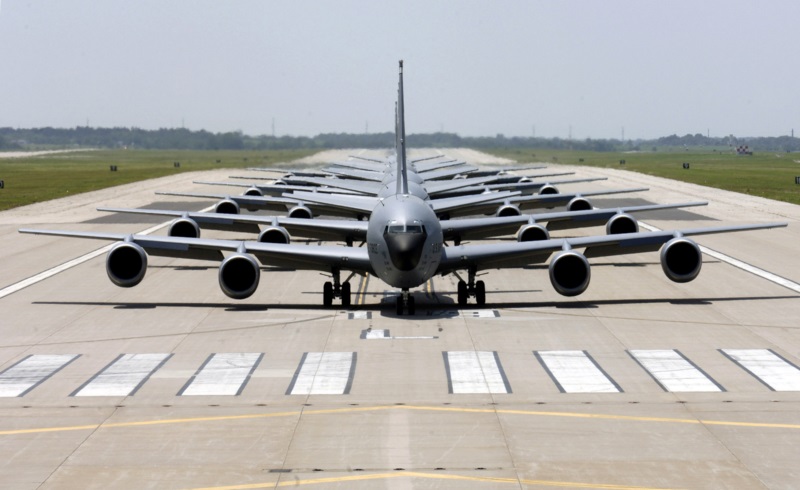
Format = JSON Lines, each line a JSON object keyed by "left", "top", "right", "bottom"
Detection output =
{"left": 0, "top": 1, "right": 798, "bottom": 140}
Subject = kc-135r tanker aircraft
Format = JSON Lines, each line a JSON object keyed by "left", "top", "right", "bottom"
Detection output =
{"left": 19, "top": 61, "right": 787, "bottom": 315}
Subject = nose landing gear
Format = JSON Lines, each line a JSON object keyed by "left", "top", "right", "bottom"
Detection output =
{"left": 396, "top": 289, "right": 415, "bottom": 316}
{"left": 455, "top": 267, "right": 486, "bottom": 306}
{"left": 322, "top": 268, "right": 351, "bottom": 307}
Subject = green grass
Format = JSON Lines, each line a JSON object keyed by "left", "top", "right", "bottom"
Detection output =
{"left": 0, "top": 149, "right": 315, "bottom": 211}
{"left": 485, "top": 148, "right": 800, "bottom": 205}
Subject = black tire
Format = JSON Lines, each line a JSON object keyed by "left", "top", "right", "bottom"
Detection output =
{"left": 457, "top": 280, "right": 467, "bottom": 306}
{"left": 323, "top": 281, "right": 333, "bottom": 307}
{"left": 475, "top": 280, "right": 486, "bottom": 305}
{"left": 396, "top": 297, "right": 404, "bottom": 316}
{"left": 341, "top": 282, "right": 351, "bottom": 307}
{"left": 407, "top": 295, "right": 415, "bottom": 315}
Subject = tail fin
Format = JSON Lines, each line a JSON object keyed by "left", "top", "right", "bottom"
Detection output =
{"left": 395, "top": 60, "right": 409, "bottom": 195}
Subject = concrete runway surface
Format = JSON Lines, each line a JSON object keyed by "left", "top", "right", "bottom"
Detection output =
{"left": 1, "top": 149, "right": 799, "bottom": 489}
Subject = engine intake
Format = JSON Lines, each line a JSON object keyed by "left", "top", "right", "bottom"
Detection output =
{"left": 606, "top": 213, "right": 639, "bottom": 235}
{"left": 244, "top": 187, "right": 263, "bottom": 197}
{"left": 215, "top": 198, "right": 240, "bottom": 215}
{"left": 516, "top": 223, "right": 550, "bottom": 242}
{"left": 168, "top": 217, "right": 200, "bottom": 238}
{"left": 538, "top": 184, "right": 559, "bottom": 195}
{"left": 548, "top": 250, "right": 591, "bottom": 296}
{"left": 288, "top": 204, "right": 313, "bottom": 219}
{"left": 660, "top": 237, "right": 702, "bottom": 283}
{"left": 567, "top": 197, "right": 592, "bottom": 212}
{"left": 258, "top": 226, "right": 290, "bottom": 244}
{"left": 218, "top": 253, "right": 260, "bottom": 299}
{"left": 107, "top": 242, "right": 147, "bottom": 288}
{"left": 495, "top": 204, "right": 521, "bottom": 217}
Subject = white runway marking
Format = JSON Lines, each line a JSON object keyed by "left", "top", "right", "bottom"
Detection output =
{"left": 287, "top": 352, "right": 356, "bottom": 395}
{"left": 721, "top": 349, "right": 800, "bottom": 391}
{"left": 72, "top": 353, "right": 172, "bottom": 397}
{"left": 639, "top": 221, "right": 800, "bottom": 294}
{"left": 444, "top": 351, "right": 511, "bottom": 394}
{"left": 536, "top": 350, "right": 622, "bottom": 393}
{"left": 629, "top": 350, "right": 723, "bottom": 392}
{"left": 0, "top": 354, "right": 79, "bottom": 397}
{"left": 1, "top": 205, "right": 215, "bottom": 299}
{"left": 178, "top": 353, "right": 263, "bottom": 396}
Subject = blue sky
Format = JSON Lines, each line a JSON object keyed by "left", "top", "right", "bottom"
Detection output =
{"left": 1, "top": 1, "right": 798, "bottom": 139}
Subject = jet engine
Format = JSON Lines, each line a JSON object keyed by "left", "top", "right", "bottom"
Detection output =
{"left": 495, "top": 204, "right": 522, "bottom": 217}
{"left": 258, "top": 226, "right": 290, "bottom": 244}
{"left": 538, "top": 184, "right": 559, "bottom": 195}
{"left": 548, "top": 250, "right": 591, "bottom": 296}
{"left": 215, "top": 198, "right": 240, "bottom": 215}
{"left": 218, "top": 253, "right": 260, "bottom": 299}
{"left": 168, "top": 217, "right": 200, "bottom": 238}
{"left": 660, "top": 237, "right": 702, "bottom": 283}
{"left": 605, "top": 213, "right": 639, "bottom": 235}
{"left": 287, "top": 204, "right": 313, "bottom": 219}
{"left": 516, "top": 223, "right": 550, "bottom": 242}
{"left": 243, "top": 187, "right": 263, "bottom": 197}
{"left": 566, "top": 197, "right": 593, "bottom": 212}
{"left": 107, "top": 242, "right": 148, "bottom": 288}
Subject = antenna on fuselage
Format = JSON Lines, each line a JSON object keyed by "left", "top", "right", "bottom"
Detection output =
{"left": 396, "top": 60, "right": 409, "bottom": 196}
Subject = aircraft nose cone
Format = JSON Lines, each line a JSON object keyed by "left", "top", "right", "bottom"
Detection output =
{"left": 384, "top": 232, "right": 427, "bottom": 271}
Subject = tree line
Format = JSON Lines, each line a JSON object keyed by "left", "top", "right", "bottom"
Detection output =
{"left": 1, "top": 127, "right": 799, "bottom": 152}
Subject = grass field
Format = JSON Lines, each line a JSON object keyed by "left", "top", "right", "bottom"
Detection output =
{"left": 0, "top": 149, "right": 315, "bottom": 212}
{"left": 485, "top": 148, "right": 800, "bottom": 206}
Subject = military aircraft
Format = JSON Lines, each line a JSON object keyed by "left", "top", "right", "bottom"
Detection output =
{"left": 19, "top": 61, "right": 787, "bottom": 315}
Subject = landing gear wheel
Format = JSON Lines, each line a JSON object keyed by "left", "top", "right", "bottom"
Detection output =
{"left": 341, "top": 281, "right": 351, "bottom": 307}
{"left": 475, "top": 280, "right": 486, "bottom": 305}
{"left": 323, "top": 281, "right": 333, "bottom": 307}
{"left": 457, "top": 280, "right": 468, "bottom": 306}
{"left": 407, "top": 295, "right": 415, "bottom": 315}
{"left": 396, "top": 297, "right": 404, "bottom": 316}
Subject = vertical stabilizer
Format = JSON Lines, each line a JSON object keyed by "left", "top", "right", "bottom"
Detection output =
{"left": 396, "top": 60, "right": 409, "bottom": 195}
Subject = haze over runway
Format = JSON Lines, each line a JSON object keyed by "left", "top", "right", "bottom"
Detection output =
{"left": 1, "top": 1, "right": 799, "bottom": 139}
{"left": 2, "top": 149, "right": 799, "bottom": 488}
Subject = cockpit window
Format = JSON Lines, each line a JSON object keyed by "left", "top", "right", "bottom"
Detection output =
{"left": 386, "top": 222, "right": 425, "bottom": 234}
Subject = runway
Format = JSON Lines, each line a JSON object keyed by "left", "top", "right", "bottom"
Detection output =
{"left": 1, "top": 149, "right": 799, "bottom": 489}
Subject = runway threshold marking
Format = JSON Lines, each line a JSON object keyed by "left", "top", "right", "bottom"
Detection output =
{"left": 0, "top": 205, "right": 216, "bottom": 300}
{"left": 191, "top": 472, "right": 680, "bottom": 490}
{"left": 286, "top": 352, "right": 357, "bottom": 395}
{"left": 535, "top": 350, "right": 622, "bottom": 393}
{"left": 0, "top": 354, "right": 80, "bottom": 397}
{"left": 71, "top": 353, "right": 172, "bottom": 397}
{"left": 639, "top": 221, "right": 800, "bottom": 294}
{"left": 628, "top": 350, "right": 724, "bottom": 392}
{"left": 444, "top": 351, "right": 512, "bottom": 394}
{"left": 4, "top": 404, "right": 800, "bottom": 437}
{"left": 178, "top": 353, "right": 263, "bottom": 396}
{"left": 721, "top": 349, "right": 800, "bottom": 391}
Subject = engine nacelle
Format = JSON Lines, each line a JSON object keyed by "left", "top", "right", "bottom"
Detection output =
{"left": 548, "top": 250, "right": 591, "bottom": 297}
{"left": 107, "top": 242, "right": 147, "bottom": 288}
{"left": 273, "top": 179, "right": 287, "bottom": 185}
{"left": 258, "top": 226, "right": 290, "bottom": 244}
{"left": 566, "top": 197, "right": 592, "bottom": 212}
{"left": 218, "top": 253, "right": 260, "bottom": 299}
{"left": 288, "top": 205, "right": 313, "bottom": 219}
{"left": 538, "top": 184, "right": 559, "bottom": 195}
{"left": 660, "top": 237, "right": 702, "bottom": 283}
{"left": 516, "top": 223, "right": 550, "bottom": 242}
{"left": 495, "top": 204, "right": 522, "bottom": 217}
{"left": 244, "top": 187, "right": 263, "bottom": 197}
{"left": 168, "top": 217, "right": 200, "bottom": 238}
{"left": 606, "top": 213, "right": 639, "bottom": 235}
{"left": 215, "top": 198, "right": 240, "bottom": 215}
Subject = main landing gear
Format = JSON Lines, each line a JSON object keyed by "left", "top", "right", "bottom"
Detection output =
{"left": 396, "top": 289, "right": 415, "bottom": 316}
{"left": 322, "top": 268, "right": 351, "bottom": 307}
{"left": 456, "top": 267, "right": 486, "bottom": 306}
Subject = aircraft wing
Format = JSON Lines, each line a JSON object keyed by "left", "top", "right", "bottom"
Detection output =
{"left": 97, "top": 207, "right": 370, "bottom": 241}
{"left": 284, "top": 191, "right": 380, "bottom": 214}
{"left": 329, "top": 161, "right": 390, "bottom": 172}
{"left": 193, "top": 181, "right": 363, "bottom": 197}
{"left": 282, "top": 176, "right": 383, "bottom": 195}
{"left": 18, "top": 229, "right": 374, "bottom": 274}
{"left": 156, "top": 192, "right": 301, "bottom": 213}
{"left": 437, "top": 223, "right": 787, "bottom": 274}
{"left": 428, "top": 191, "right": 522, "bottom": 215}
{"left": 324, "top": 167, "right": 386, "bottom": 182}
{"left": 418, "top": 164, "right": 479, "bottom": 180}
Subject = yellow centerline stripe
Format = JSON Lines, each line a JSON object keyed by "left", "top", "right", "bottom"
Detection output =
{"left": 355, "top": 273, "right": 369, "bottom": 306}
{"left": 190, "top": 471, "right": 681, "bottom": 490}
{"left": 3, "top": 404, "right": 799, "bottom": 437}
